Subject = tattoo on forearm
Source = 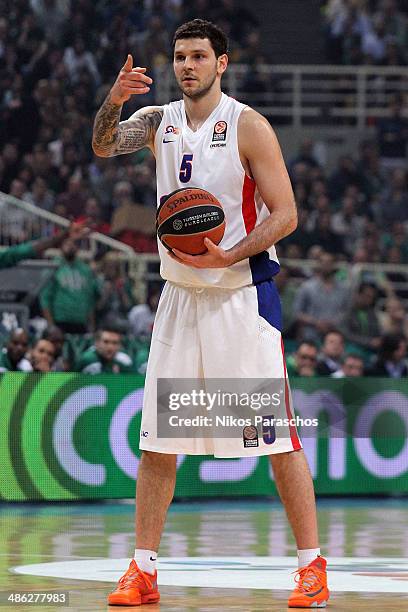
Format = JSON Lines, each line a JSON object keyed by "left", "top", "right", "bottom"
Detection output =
{"left": 92, "top": 96, "right": 123, "bottom": 155}
{"left": 92, "top": 97, "right": 163, "bottom": 156}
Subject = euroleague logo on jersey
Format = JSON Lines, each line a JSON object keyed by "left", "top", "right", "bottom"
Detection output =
{"left": 210, "top": 121, "right": 227, "bottom": 148}
{"left": 163, "top": 125, "right": 180, "bottom": 143}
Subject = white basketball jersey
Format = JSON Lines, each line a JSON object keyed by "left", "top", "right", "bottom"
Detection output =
{"left": 154, "top": 93, "right": 279, "bottom": 288}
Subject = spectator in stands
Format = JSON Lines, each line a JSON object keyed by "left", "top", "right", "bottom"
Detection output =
{"left": 0, "top": 329, "right": 32, "bottom": 372}
{"left": 375, "top": 0, "right": 408, "bottom": 55}
{"left": 42, "top": 325, "right": 67, "bottom": 371}
{"left": 131, "top": 165, "right": 156, "bottom": 208}
{"left": 376, "top": 95, "right": 408, "bottom": 168}
{"left": 286, "top": 341, "right": 318, "bottom": 377}
{"left": 76, "top": 197, "right": 110, "bottom": 235}
{"left": 378, "top": 168, "right": 408, "bottom": 227}
{"left": 307, "top": 211, "right": 345, "bottom": 255}
{"left": 26, "top": 176, "right": 55, "bottom": 211}
{"left": 331, "top": 195, "right": 366, "bottom": 256}
{"left": 128, "top": 285, "right": 161, "bottom": 339}
{"left": 324, "top": 0, "right": 407, "bottom": 65}
{"left": 63, "top": 37, "right": 101, "bottom": 87}
{"left": 316, "top": 330, "right": 345, "bottom": 375}
{"left": 361, "top": 14, "right": 387, "bottom": 63}
{"left": 29, "top": 337, "right": 56, "bottom": 371}
{"left": 0, "top": 223, "right": 87, "bottom": 269}
{"left": 289, "top": 139, "right": 320, "bottom": 174}
{"left": 342, "top": 282, "right": 382, "bottom": 350}
{"left": 379, "top": 297, "right": 408, "bottom": 339}
{"left": 331, "top": 352, "right": 365, "bottom": 377}
{"left": 55, "top": 176, "right": 88, "bottom": 218}
{"left": 110, "top": 192, "right": 156, "bottom": 252}
{"left": 306, "top": 195, "right": 330, "bottom": 233}
{"left": 1, "top": 144, "right": 20, "bottom": 192}
{"left": 75, "top": 326, "right": 133, "bottom": 373}
{"left": 40, "top": 237, "right": 100, "bottom": 334}
{"left": 367, "top": 333, "right": 408, "bottom": 377}
{"left": 97, "top": 258, "right": 134, "bottom": 329}
{"left": 30, "top": 0, "right": 70, "bottom": 43}
{"left": 381, "top": 221, "right": 408, "bottom": 263}
{"left": 293, "top": 251, "right": 350, "bottom": 342}
{"left": 328, "top": 155, "right": 364, "bottom": 200}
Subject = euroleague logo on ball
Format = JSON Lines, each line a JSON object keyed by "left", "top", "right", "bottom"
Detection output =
{"left": 173, "top": 219, "right": 183, "bottom": 231}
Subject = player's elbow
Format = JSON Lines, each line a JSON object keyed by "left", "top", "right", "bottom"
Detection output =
{"left": 288, "top": 207, "right": 298, "bottom": 233}
{"left": 92, "top": 141, "right": 111, "bottom": 158}
{"left": 280, "top": 205, "right": 297, "bottom": 238}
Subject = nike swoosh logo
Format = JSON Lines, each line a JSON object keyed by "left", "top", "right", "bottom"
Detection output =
{"left": 306, "top": 586, "right": 324, "bottom": 597}
{"left": 150, "top": 556, "right": 157, "bottom": 561}
{"left": 162, "top": 139, "right": 175, "bottom": 143}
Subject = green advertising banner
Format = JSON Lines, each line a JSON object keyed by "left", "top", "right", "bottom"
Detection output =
{"left": 0, "top": 373, "right": 407, "bottom": 501}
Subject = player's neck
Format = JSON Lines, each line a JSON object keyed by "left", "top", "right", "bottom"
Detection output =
{"left": 183, "top": 89, "right": 222, "bottom": 132}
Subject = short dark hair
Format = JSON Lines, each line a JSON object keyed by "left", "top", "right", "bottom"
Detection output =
{"left": 343, "top": 352, "right": 364, "bottom": 364}
{"left": 173, "top": 19, "right": 228, "bottom": 58}
{"left": 323, "top": 330, "right": 344, "bottom": 341}
{"left": 379, "top": 333, "right": 406, "bottom": 361}
{"left": 358, "top": 282, "right": 377, "bottom": 294}
{"left": 297, "top": 340, "right": 318, "bottom": 352}
{"left": 95, "top": 326, "right": 122, "bottom": 340}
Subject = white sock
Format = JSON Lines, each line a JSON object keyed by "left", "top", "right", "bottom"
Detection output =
{"left": 297, "top": 548, "right": 320, "bottom": 568}
{"left": 134, "top": 549, "right": 157, "bottom": 575}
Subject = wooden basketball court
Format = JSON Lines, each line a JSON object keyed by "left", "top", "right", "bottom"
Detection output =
{"left": 2, "top": 499, "right": 407, "bottom": 610}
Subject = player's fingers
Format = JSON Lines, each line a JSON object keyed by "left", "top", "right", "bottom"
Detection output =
{"left": 120, "top": 77, "right": 152, "bottom": 91}
{"left": 122, "top": 54, "right": 133, "bottom": 72}
{"left": 203, "top": 237, "right": 218, "bottom": 251}
{"left": 167, "top": 250, "right": 187, "bottom": 265}
{"left": 122, "top": 86, "right": 150, "bottom": 95}
{"left": 126, "top": 71, "right": 153, "bottom": 85}
{"left": 171, "top": 248, "right": 195, "bottom": 262}
{"left": 131, "top": 67, "right": 147, "bottom": 73}
{"left": 121, "top": 80, "right": 151, "bottom": 90}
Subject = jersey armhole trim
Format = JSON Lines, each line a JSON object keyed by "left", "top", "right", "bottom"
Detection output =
{"left": 235, "top": 105, "right": 252, "bottom": 177}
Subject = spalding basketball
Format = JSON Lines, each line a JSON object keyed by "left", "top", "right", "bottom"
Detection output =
{"left": 156, "top": 187, "right": 226, "bottom": 255}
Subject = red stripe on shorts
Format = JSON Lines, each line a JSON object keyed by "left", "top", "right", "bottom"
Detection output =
{"left": 281, "top": 337, "right": 302, "bottom": 450}
{"left": 241, "top": 174, "right": 257, "bottom": 234}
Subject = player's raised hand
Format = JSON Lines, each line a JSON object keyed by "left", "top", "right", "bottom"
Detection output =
{"left": 110, "top": 54, "right": 153, "bottom": 105}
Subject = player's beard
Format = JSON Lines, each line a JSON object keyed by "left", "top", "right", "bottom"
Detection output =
{"left": 178, "top": 70, "right": 218, "bottom": 100}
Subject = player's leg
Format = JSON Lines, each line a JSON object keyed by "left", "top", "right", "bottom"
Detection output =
{"left": 270, "top": 449, "right": 318, "bottom": 550}
{"left": 109, "top": 283, "right": 206, "bottom": 606}
{"left": 200, "top": 281, "right": 329, "bottom": 608}
{"left": 270, "top": 451, "right": 329, "bottom": 606}
{"left": 135, "top": 450, "right": 177, "bottom": 552}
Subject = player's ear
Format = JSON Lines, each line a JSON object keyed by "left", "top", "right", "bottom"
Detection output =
{"left": 217, "top": 53, "right": 228, "bottom": 75}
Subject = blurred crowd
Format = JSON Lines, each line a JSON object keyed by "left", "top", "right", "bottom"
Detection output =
{"left": 0, "top": 240, "right": 162, "bottom": 373}
{"left": 0, "top": 0, "right": 260, "bottom": 251}
{"left": 281, "top": 251, "right": 408, "bottom": 377}
{"left": 278, "top": 119, "right": 408, "bottom": 376}
{"left": 323, "top": 0, "right": 408, "bottom": 65}
{"left": 279, "top": 101, "right": 408, "bottom": 265}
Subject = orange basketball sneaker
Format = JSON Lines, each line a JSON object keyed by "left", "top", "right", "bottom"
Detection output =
{"left": 288, "top": 556, "right": 329, "bottom": 608}
{"left": 108, "top": 560, "right": 160, "bottom": 606}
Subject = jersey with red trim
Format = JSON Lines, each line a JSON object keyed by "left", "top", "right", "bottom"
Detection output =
{"left": 154, "top": 93, "right": 279, "bottom": 288}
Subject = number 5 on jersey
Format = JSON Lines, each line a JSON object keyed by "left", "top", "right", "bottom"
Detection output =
{"left": 179, "top": 154, "right": 193, "bottom": 183}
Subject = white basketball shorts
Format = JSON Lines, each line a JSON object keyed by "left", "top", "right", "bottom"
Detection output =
{"left": 139, "top": 280, "right": 302, "bottom": 457}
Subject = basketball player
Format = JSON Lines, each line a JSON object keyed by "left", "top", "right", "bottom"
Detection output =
{"left": 93, "top": 19, "right": 329, "bottom": 608}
